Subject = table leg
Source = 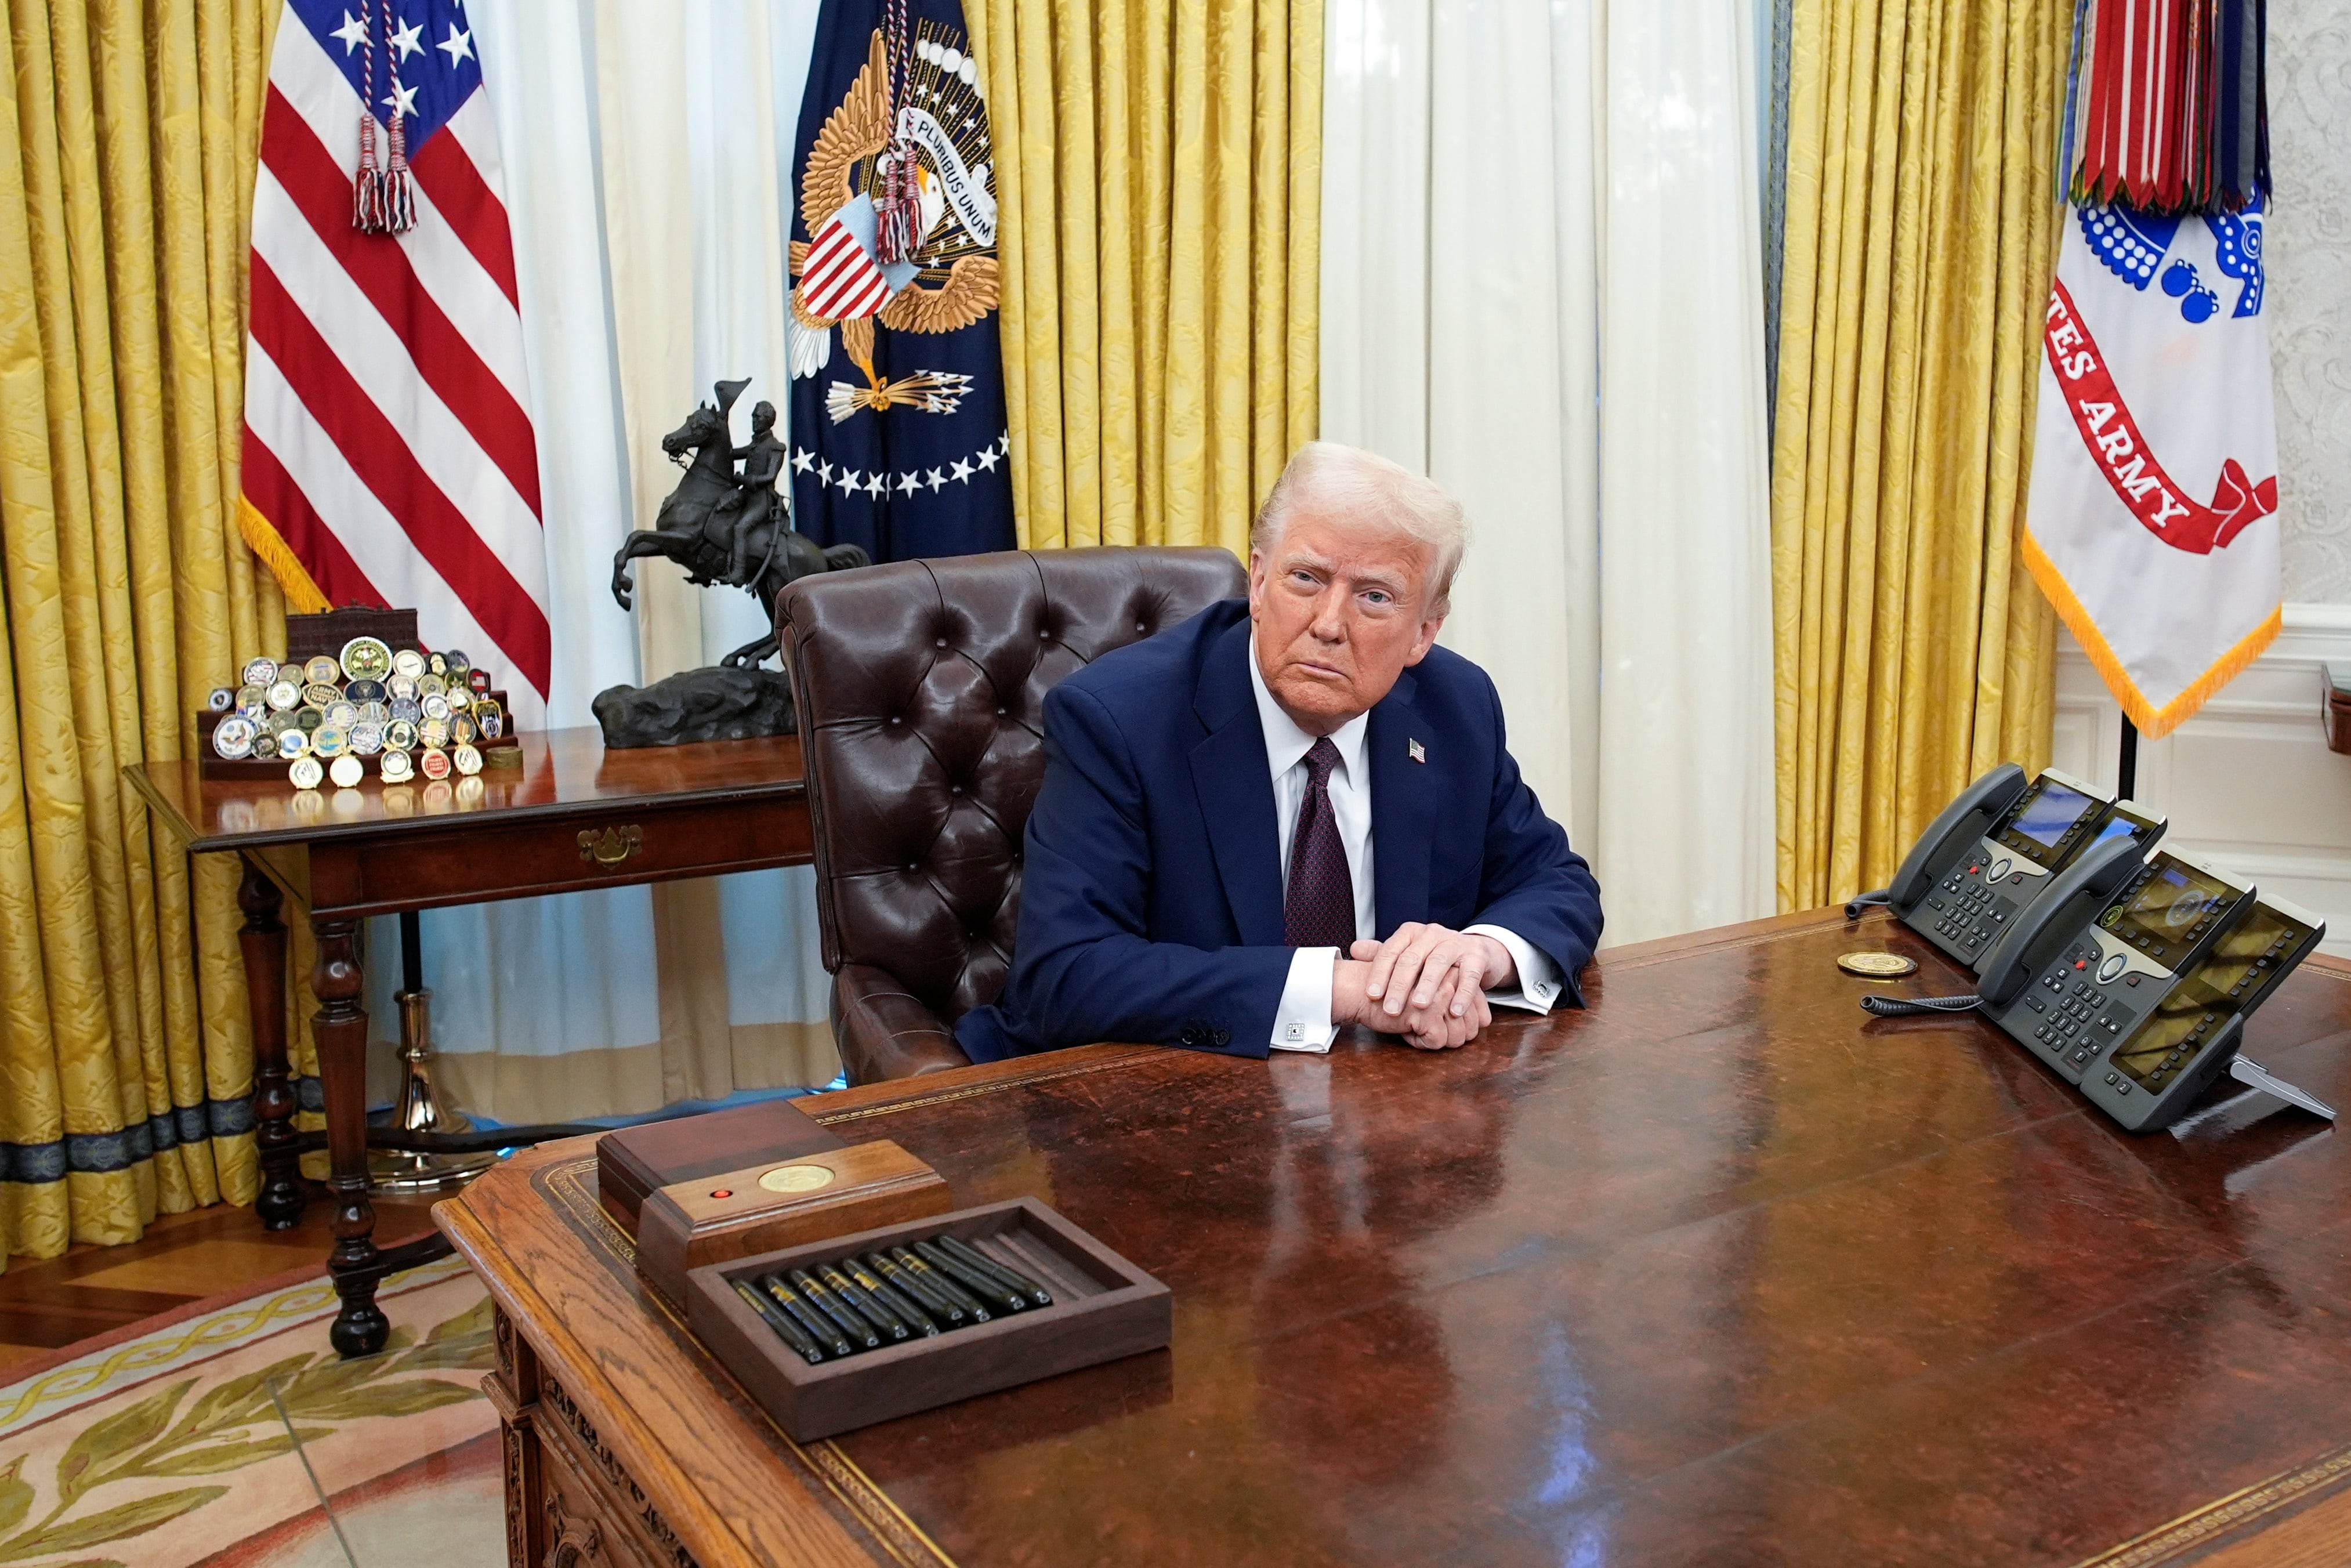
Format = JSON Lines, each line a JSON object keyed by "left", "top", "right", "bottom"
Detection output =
{"left": 313, "top": 913, "right": 389, "bottom": 1357}
{"left": 237, "top": 859, "right": 305, "bottom": 1230}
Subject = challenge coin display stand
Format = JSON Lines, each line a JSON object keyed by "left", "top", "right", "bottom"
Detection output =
{"left": 687, "top": 1198, "right": 1173, "bottom": 1440}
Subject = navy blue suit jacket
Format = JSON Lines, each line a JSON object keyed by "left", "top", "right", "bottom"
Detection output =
{"left": 954, "top": 600, "right": 1604, "bottom": 1062}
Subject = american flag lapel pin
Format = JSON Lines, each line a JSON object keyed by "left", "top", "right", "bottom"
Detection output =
{"left": 1407, "top": 738, "right": 1426, "bottom": 764}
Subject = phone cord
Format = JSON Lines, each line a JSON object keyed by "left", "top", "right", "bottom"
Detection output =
{"left": 1859, "top": 993, "right": 1982, "bottom": 1017}
{"left": 1845, "top": 889, "right": 1893, "bottom": 920}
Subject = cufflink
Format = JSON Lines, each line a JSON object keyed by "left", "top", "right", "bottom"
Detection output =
{"left": 1285, "top": 1024, "right": 1304, "bottom": 1041}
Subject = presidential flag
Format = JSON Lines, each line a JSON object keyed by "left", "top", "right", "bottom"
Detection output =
{"left": 2022, "top": 197, "right": 2278, "bottom": 737}
{"left": 238, "top": 0, "right": 551, "bottom": 725}
{"left": 785, "top": 0, "right": 1016, "bottom": 563}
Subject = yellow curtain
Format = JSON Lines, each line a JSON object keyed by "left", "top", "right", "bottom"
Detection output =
{"left": 0, "top": 0, "right": 282, "bottom": 1270}
{"left": 1771, "top": 0, "right": 2070, "bottom": 913}
{"left": 968, "top": 0, "right": 1320, "bottom": 557}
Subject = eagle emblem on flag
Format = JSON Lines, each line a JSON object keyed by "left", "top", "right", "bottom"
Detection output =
{"left": 790, "top": 25, "right": 999, "bottom": 425}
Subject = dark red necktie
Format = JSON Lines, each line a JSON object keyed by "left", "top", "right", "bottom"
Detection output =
{"left": 1284, "top": 737, "right": 1356, "bottom": 950}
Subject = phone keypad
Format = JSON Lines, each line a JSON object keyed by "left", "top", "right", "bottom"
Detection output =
{"left": 1925, "top": 861, "right": 2026, "bottom": 955}
{"left": 2023, "top": 948, "right": 2137, "bottom": 1069}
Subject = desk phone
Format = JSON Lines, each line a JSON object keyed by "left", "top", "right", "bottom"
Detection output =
{"left": 1860, "top": 763, "right": 2166, "bottom": 969}
{"left": 2081, "top": 896, "right": 2327, "bottom": 1131}
{"left": 1981, "top": 846, "right": 2256, "bottom": 1084}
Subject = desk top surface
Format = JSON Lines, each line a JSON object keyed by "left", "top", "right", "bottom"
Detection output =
{"left": 124, "top": 726, "right": 804, "bottom": 851}
{"left": 439, "top": 908, "right": 2351, "bottom": 1568}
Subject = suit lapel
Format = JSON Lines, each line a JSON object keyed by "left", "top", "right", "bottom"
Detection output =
{"left": 1190, "top": 620, "right": 1285, "bottom": 946}
{"left": 1368, "top": 670, "right": 1434, "bottom": 937}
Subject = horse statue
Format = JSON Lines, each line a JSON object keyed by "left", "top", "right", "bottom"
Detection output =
{"left": 608, "top": 378, "right": 868, "bottom": 669}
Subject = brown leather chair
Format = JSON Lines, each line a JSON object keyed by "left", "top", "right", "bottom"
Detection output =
{"left": 778, "top": 547, "right": 1249, "bottom": 1084}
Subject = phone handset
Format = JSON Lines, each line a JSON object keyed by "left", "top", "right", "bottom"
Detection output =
{"left": 1972, "top": 834, "right": 2147, "bottom": 1009}
{"left": 1846, "top": 762, "right": 2029, "bottom": 921}
{"left": 1860, "top": 832, "right": 2146, "bottom": 1019}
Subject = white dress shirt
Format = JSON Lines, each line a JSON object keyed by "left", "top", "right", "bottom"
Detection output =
{"left": 1249, "top": 639, "right": 1563, "bottom": 1052}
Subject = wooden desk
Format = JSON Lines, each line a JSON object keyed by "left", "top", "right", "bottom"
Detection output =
{"left": 127, "top": 727, "right": 811, "bottom": 1357}
{"left": 435, "top": 907, "right": 2351, "bottom": 1567}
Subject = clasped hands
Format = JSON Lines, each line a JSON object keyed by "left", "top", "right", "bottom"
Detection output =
{"left": 1330, "top": 922, "right": 1516, "bottom": 1051}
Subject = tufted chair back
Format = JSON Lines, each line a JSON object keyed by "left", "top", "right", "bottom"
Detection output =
{"left": 778, "top": 546, "right": 1248, "bottom": 1082}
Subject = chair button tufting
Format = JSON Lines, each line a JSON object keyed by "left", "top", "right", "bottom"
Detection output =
{"left": 936, "top": 637, "right": 948, "bottom": 647}
{"left": 1137, "top": 622, "right": 1147, "bottom": 633}
{"left": 995, "top": 707, "right": 1006, "bottom": 716}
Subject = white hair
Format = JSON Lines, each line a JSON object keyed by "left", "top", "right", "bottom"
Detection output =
{"left": 1251, "top": 441, "right": 1469, "bottom": 613}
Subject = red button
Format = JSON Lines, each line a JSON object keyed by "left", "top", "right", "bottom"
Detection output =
{"left": 710, "top": 1189, "right": 733, "bottom": 1198}
{"left": 2074, "top": 960, "right": 2086, "bottom": 970}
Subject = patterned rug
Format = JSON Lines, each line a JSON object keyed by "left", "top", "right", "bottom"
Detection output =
{"left": 0, "top": 1258, "right": 502, "bottom": 1568}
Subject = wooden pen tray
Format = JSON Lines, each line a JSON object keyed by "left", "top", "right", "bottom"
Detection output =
{"left": 687, "top": 1198, "right": 1171, "bottom": 1441}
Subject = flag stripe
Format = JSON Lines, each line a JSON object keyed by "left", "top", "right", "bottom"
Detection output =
{"left": 250, "top": 169, "right": 546, "bottom": 570}
{"left": 410, "top": 121, "right": 520, "bottom": 309}
{"left": 247, "top": 342, "right": 541, "bottom": 726}
{"left": 267, "top": 40, "right": 532, "bottom": 407}
{"left": 260, "top": 85, "right": 543, "bottom": 514}
{"left": 240, "top": 425, "right": 383, "bottom": 610}
{"left": 249, "top": 256, "right": 553, "bottom": 690}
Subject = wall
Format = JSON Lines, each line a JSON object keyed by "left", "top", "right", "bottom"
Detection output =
{"left": 2270, "top": 0, "right": 2351, "bottom": 604}
{"left": 2053, "top": 610, "right": 2351, "bottom": 955}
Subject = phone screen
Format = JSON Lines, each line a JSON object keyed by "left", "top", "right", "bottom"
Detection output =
{"left": 2089, "top": 809, "right": 2158, "bottom": 850}
{"left": 1997, "top": 780, "right": 2102, "bottom": 864}
{"left": 2107, "top": 906, "right": 2314, "bottom": 1087}
{"left": 2098, "top": 859, "right": 2246, "bottom": 971}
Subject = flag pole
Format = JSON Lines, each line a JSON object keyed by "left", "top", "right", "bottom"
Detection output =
{"left": 2118, "top": 715, "right": 2139, "bottom": 801}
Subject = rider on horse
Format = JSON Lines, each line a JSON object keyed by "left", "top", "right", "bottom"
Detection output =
{"left": 724, "top": 400, "right": 788, "bottom": 586}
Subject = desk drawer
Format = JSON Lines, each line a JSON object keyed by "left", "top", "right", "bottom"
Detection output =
{"left": 310, "top": 796, "right": 813, "bottom": 916}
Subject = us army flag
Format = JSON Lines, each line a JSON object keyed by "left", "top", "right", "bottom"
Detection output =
{"left": 2023, "top": 200, "right": 2280, "bottom": 738}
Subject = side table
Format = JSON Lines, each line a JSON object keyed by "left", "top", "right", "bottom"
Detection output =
{"left": 126, "top": 726, "right": 814, "bottom": 1356}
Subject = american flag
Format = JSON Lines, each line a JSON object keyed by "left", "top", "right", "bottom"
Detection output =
{"left": 240, "top": 0, "right": 550, "bottom": 721}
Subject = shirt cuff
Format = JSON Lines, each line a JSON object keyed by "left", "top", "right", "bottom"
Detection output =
{"left": 1271, "top": 947, "right": 1339, "bottom": 1052}
{"left": 1466, "top": 925, "right": 1564, "bottom": 1014}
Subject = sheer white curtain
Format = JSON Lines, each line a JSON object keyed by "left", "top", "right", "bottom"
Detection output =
{"left": 1320, "top": 0, "right": 1774, "bottom": 947}
{"left": 359, "top": 0, "right": 838, "bottom": 1122}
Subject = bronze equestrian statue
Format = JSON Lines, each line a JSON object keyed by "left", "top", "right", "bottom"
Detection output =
{"left": 608, "top": 378, "right": 867, "bottom": 669}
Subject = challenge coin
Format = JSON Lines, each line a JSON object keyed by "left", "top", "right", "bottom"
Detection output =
{"left": 419, "top": 746, "right": 452, "bottom": 780}
{"left": 303, "top": 654, "right": 342, "bottom": 686}
{"left": 235, "top": 682, "right": 267, "bottom": 711}
{"left": 325, "top": 700, "right": 360, "bottom": 730}
{"left": 211, "top": 715, "right": 256, "bottom": 760}
{"left": 443, "top": 648, "right": 470, "bottom": 674}
{"left": 328, "top": 754, "right": 364, "bottom": 788}
{"left": 302, "top": 682, "right": 341, "bottom": 709}
{"left": 378, "top": 747, "right": 415, "bottom": 783}
{"left": 444, "top": 685, "right": 472, "bottom": 712}
{"left": 1837, "top": 951, "right": 1919, "bottom": 979}
{"left": 241, "top": 656, "right": 280, "bottom": 688}
{"left": 356, "top": 701, "right": 390, "bottom": 726}
{"left": 265, "top": 709, "right": 302, "bottom": 737}
{"left": 343, "top": 678, "right": 387, "bottom": 705}
{"left": 417, "top": 673, "right": 447, "bottom": 698}
{"left": 266, "top": 679, "right": 302, "bottom": 712}
{"left": 311, "top": 725, "right": 347, "bottom": 758}
{"left": 389, "top": 696, "right": 421, "bottom": 723}
{"left": 288, "top": 755, "right": 324, "bottom": 790}
{"left": 386, "top": 719, "right": 418, "bottom": 751}
{"left": 426, "top": 652, "right": 447, "bottom": 676}
{"left": 449, "top": 714, "right": 477, "bottom": 745}
{"left": 339, "top": 637, "right": 393, "bottom": 682}
{"left": 296, "top": 705, "right": 325, "bottom": 733}
{"left": 391, "top": 648, "right": 426, "bottom": 680}
{"left": 477, "top": 707, "right": 503, "bottom": 741}
{"left": 387, "top": 673, "right": 419, "bottom": 702}
{"left": 452, "top": 743, "right": 483, "bottom": 776}
{"left": 249, "top": 729, "right": 279, "bottom": 760}
{"left": 350, "top": 721, "right": 385, "bottom": 755}
{"left": 207, "top": 687, "right": 236, "bottom": 713}
{"left": 421, "top": 692, "right": 451, "bottom": 722}
{"left": 416, "top": 715, "right": 450, "bottom": 749}
{"left": 277, "top": 727, "right": 310, "bottom": 761}
{"left": 468, "top": 669, "right": 491, "bottom": 694}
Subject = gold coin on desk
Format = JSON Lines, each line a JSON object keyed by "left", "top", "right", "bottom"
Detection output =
{"left": 1838, "top": 951, "right": 1918, "bottom": 979}
{"left": 758, "top": 1164, "right": 835, "bottom": 1194}
{"left": 452, "top": 742, "right": 483, "bottom": 776}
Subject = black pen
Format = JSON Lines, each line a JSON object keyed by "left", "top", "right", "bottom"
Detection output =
{"left": 789, "top": 1267, "right": 881, "bottom": 1349}
{"left": 760, "top": 1273, "right": 853, "bottom": 1358}
{"left": 733, "top": 1277, "right": 826, "bottom": 1364}
{"left": 890, "top": 1245, "right": 991, "bottom": 1321}
{"left": 914, "top": 1239, "right": 1029, "bottom": 1315}
{"left": 845, "top": 1257, "right": 940, "bottom": 1334}
{"left": 870, "top": 1250, "right": 968, "bottom": 1326}
{"left": 937, "top": 1233, "right": 1053, "bottom": 1307}
{"left": 819, "top": 1262, "right": 912, "bottom": 1341}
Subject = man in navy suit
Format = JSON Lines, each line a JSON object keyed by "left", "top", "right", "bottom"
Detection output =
{"left": 955, "top": 442, "right": 1604, "bottom": 1062}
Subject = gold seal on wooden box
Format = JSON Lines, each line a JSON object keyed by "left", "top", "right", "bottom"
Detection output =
{"left": 1837, "top": 951, "right": 1918, "bottom": 979}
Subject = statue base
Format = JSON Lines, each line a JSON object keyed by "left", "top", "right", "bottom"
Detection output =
{"left": 593, "top": 665, "right": 796, "bottom": 749}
